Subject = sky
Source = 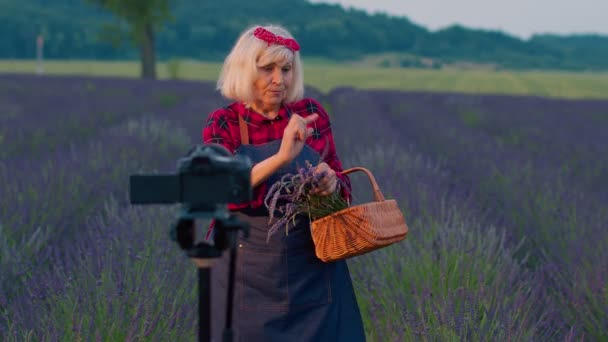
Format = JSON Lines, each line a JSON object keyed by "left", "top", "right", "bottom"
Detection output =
{"left": 308, "top": 0, "right": 608, "bottom": 40}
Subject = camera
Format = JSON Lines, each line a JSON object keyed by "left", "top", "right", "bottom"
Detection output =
{"left": 129, "top": 143, "right": 253, "bottom": 253}
{"left": 129, "top": 143, "right": 252, "bottom": 209}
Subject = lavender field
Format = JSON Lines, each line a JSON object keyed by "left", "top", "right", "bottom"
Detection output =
{"left": 1, "top": 73, "right": 607, "bottom": 341}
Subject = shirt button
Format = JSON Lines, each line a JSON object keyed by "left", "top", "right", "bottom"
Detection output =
{"left": 238, "top": 244, "right": 243, "bottom": 248}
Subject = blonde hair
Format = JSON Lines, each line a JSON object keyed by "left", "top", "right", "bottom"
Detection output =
{"left": 217, "top": 24, "right": 304, "bottom": 104}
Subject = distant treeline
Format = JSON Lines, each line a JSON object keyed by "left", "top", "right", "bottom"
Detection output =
{"left": 2, "top": 0, "right": 608, "bottom": 71}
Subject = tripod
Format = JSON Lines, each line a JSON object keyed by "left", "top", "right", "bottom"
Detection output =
{"left": 172, "top": 209, "right": 249, "bottom": 342}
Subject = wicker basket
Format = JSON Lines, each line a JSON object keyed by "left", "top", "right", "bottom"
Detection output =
{"left": 311, "top": 167, "right": 409, "bottom": 262}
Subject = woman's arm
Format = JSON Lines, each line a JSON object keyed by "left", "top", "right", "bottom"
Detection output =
{"left": 203, "top": 108, "right": 316, "bottom": 207}
{"left": 250, "top": 154, "right": 286, "bottom": 188}
{"left": 203, "top": 109, "right": 287, "bottom": 188}
{"left": 253, "top": 111, "right": 318, "bottom": 187}
{"left": 306, "top": 99, "right": 353, "bottom": 203}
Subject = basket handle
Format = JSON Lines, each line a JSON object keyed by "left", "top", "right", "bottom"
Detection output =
{"left": 340, "top": 167, "right": 385, "bottom": 202}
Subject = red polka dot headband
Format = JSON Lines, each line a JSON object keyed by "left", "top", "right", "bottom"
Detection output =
{"left": 253, "top": 27, "right": 301, "bottom": 52}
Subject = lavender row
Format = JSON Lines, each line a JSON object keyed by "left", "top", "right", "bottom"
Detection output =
{"left": 0, "top": 115, "right": 191, "bottom": 247}
{"left": 0, "top": 115, "right": 194, "bottom": 329}
{"left": 324, "top": 87, "right": 607, "bottom": 339}
{"left": 340, "top": 138, "right": 560, "bottom": 340}
{"left": 0, "top": 74, "right": 222, "bottom": 160}
{"left": 350, "top": 209, "right": 556, "bottom": 340}
{"left": 326, "top": 87, "right": 607, "bottom": 272}
{"left": 317, "top": 89, "right": 557, "bottom": 338}
{"left": 2, "top": 196, "right": 200, "bottom": 340}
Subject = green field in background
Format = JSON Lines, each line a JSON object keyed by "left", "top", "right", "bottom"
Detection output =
{"left": 2, "top": 59, "right": 608, "bottom": 99}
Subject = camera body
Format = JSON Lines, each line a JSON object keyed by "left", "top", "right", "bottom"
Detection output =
{"left": 129, "top": 143, "right": 252, "bottom": 253}
{"left": 129, "top": 143, "right": 252, "bottom": 209}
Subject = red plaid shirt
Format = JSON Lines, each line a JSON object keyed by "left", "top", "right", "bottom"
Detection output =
{"left": 202, "top": 98, "right": 352, "bottom": 211}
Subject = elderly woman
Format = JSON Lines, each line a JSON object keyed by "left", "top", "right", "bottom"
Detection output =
{"left": 202, "top": 24, "right": 365, "bottom": 341}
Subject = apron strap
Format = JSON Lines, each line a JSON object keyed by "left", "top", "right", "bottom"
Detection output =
{"left": 238, "top": 114, "right": 249, "bottom": 145}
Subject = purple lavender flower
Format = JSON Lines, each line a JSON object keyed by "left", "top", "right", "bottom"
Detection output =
{"left": 264, "top": 161, "right": 349, "bottom": 242}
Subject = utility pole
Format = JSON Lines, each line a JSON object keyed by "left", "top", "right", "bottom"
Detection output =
{"left": 36, "top": 35, "right": 45, "bottom": 75}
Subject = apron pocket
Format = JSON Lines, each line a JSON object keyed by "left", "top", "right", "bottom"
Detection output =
{"left": 286, "top": 249, "right": 332, "bottom": 310}
{"left": 239, "top": 248, "right": 289, "bottom": 312}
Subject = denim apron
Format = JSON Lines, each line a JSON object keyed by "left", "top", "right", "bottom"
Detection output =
{"left": 210, "top": 107, "right": 366, "bottom": 342}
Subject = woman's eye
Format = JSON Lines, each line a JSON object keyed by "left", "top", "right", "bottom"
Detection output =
{"left": 282, "top": 67, "right": 291, "bottom": 72}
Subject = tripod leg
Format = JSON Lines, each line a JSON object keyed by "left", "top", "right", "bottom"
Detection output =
{"left": 223, "top": 231, "right": 238, "bottom": 342}
{"left": 195, "top": 263, "right": 211, "bottom": 342}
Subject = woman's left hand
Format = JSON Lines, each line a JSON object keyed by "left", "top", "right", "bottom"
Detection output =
{"left": 310, "top": 162, "right": 338, "bottom": 196}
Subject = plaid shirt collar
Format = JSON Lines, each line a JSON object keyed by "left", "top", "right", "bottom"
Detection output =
{"left": 232, "top": 102, "right": 292, "bottom": 125}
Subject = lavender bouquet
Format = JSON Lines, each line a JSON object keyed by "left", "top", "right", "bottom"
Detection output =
{"left": 264, "top": 160, "right": 351, "bottom": 242}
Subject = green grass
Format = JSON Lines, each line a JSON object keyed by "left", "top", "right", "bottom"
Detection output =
{"left": 2, "top": 59, "right": 608, "bottom": 99}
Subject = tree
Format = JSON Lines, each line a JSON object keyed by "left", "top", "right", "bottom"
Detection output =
{"left": 86, "top": 0, "right": 173, "bottom": 79}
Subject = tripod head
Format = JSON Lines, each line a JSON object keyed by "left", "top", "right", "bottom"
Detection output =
{"left": 172, "top": 207, "right": 249, "bottom": 260}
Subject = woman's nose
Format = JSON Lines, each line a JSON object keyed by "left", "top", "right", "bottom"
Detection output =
{"left": 271, "top": 68, "right": 283, "bottom": 84}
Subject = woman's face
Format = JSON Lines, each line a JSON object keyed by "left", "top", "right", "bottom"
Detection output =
{"left": 253, "top": 57, "right": 293, "bottom": 112}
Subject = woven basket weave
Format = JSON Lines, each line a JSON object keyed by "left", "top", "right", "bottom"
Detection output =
{"left": 311, "top": 167, "right": 409, "bottom": 262}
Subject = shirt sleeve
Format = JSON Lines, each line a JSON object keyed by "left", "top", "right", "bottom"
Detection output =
{"left": 202, "top": 108, "right": 235, "bottom": 152}
{"left": 307, "top": 99, "right": 353, "bottom": 204}
{"left": 201, "top": 108, "right": 267, "bottom": 212}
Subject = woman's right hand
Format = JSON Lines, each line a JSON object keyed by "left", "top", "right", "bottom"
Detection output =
{"left": 277, "top": 113, "right": 319, "bottom": 165}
